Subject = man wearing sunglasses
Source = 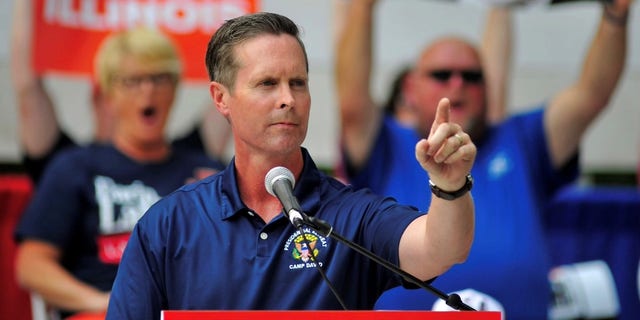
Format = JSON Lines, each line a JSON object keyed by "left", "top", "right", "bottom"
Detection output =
{"left": 335, "top": 0, "right": 632, "bottom": 318}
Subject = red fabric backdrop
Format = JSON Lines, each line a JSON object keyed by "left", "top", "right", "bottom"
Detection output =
{"left": 0, "top": 175, "right": 34, "bottom": 320}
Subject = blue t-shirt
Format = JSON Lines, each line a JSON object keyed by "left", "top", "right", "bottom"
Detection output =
{"left": 106, "top": 148, "right": 426, "bottom": 320}
{"left": 348, "top": 109, "right": 578, "bottom": 319}
{"left": 15, "top": 144, "right": 224, "bottom": 299}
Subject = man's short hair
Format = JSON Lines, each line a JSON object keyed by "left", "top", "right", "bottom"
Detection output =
{"left": 205, "top": 12, "right": 309, "bottom": 90}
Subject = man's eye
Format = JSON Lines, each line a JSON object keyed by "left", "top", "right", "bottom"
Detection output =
{"left": 291, "top": 79, "right": 307, "bottom": 87}
{"left": 261, "top": 80, "right": 277, "bottom": 86}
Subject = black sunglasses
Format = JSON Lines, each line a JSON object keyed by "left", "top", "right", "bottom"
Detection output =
{"left": 427, "top": 69, "right": 484, "bottom": 84}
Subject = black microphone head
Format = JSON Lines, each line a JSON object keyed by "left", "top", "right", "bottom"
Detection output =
{"left": 265, "top": 166, "right": 295, "bottom": 197}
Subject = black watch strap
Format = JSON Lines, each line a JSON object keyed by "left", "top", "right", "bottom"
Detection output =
{"left": 429, "top": 174, "right": 473, "bottom": 200}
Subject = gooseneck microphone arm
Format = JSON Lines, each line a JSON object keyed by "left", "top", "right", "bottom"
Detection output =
{"left": 303, "top": 216, "right": 475, "bottom": 311}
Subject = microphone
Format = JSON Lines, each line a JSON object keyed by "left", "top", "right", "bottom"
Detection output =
{"left": 264, "top": 166, "right": 475, "bottom": 311}
{"left": 265, "top": 166, "right": 306, "bottom": 228}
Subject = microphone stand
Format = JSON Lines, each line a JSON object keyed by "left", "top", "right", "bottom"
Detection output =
{"left": 301, "top": 215, "right": 475, "bottom": 311}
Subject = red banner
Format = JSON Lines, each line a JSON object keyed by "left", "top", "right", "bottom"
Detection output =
{"left": 33, "top": 0, "right": 260, "bottom": 81}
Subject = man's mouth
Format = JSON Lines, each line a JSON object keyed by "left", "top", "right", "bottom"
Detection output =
{"left": 140, "top": 105, "right": 160, "bottom": 126}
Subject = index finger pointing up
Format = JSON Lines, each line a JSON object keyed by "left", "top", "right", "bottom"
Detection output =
{"left": 430, "top": 97, "right": 451, "bottom": 137}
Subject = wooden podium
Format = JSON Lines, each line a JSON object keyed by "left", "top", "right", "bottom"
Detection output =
{"left": 161, "top": 310, "right": 501, "bottom": 320}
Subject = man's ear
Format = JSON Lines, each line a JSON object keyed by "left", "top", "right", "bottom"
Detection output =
{"left": 209, "top": 81, "right": 230, "bottom": 117}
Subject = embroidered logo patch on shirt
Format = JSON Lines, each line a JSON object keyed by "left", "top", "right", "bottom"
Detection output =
{"left": 284, "top": 228, "right": 329, "bottom": 270}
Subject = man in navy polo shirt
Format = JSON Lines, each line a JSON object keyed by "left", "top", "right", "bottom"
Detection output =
{"left": 107, "top": 12, "right": 477, "bottom": 319}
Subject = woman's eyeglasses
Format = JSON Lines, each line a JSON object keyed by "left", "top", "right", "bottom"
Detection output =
{"left": 113, "top": 73, "right": 177, "bottom": 91}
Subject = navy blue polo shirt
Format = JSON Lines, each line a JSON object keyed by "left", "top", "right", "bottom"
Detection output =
{"left": 107, "top": 148, "right": 425, "bottom": 319}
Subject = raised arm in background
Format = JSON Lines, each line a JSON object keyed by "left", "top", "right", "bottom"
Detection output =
{"left": 335, "top": 0, "right": 382, "bottom": 170}
{"left": 10, "top": 0, "right": 114, "bottom": 184}
{"left": 481, "top": 5, "right": 512, "bottom": 124}
{"left": 11, "top": 0, "right": 65, "bottom": 159}
{"left": 545, "top": 0, "right": 630, "bottom": 169}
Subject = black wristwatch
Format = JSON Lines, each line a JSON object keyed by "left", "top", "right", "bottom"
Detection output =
{"left": 429, "top": 174, "right": 473, "bottom": 200}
